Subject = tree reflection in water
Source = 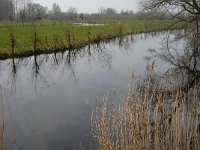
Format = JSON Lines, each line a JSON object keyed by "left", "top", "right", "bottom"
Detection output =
{"left": 0, "top": 31, "right": 198, "bottom": 149}
{"left": 148, "top": 29, "right": 200, "bottom": 94}
{"left": 0, "top": 36, "right": 133, "bottom": 96}
{"left": 0, "top": 36, "right": 136, "bottom": 149}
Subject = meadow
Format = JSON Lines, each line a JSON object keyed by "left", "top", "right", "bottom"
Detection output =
{"left": 0, "top": 20, "right": 175, "bottom": 59}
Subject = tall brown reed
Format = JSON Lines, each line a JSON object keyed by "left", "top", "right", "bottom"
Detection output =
{"left": 92, "top": 81, "right": 200, "bottom": 150}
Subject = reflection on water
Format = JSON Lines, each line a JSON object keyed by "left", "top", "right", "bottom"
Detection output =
{"left": 0, "top": 96, "right": 3, "bottom": 150}
{"left": 0, "top": 31, "right": 198, "bottom": 150}
{"left": 149, "top": 30, "right": 200, "bottom": 93}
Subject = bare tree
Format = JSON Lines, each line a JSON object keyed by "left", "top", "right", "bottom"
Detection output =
{"left": 141, "top": 0, "right": 200, "bottom": 90}
{"left": 141, "top": 0, "right": 200, "bottom": 25}
{"left": 18, "top": 0, "right": 27, "bottom": 20}
{"left": 0, "top": 0, "right": 14, "bottom": 21}
{"left": 25, "top": 3, "right": 47, "bottom": 20}
{"left": 48, "top": 3, "right": 62, "bottom": 20}
{"left": 67, "top": 7, "right": 78, "bottom": 22}
{"left": 52, "top": 3, "right": 61, "bottom": 14}
{"left": 98, "top": 7, "right": 117, "bottom": 20}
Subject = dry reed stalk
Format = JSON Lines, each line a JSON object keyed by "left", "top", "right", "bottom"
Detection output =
{"left": 92, "top": 82, "right": 200, "bottom": 150}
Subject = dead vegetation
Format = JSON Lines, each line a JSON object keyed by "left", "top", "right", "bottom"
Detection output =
{"left": 92, "top": 80, "right": 200, "bottom": 150}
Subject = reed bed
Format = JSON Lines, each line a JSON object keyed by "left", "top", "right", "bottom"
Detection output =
{"left": 92, "top": 81, "right": 200, "bottom": 150}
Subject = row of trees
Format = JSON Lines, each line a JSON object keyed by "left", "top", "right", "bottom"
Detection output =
{"left": 0, "top": 0, "right": 47, "bottom": 21}
{"left": 140, "top": 0, "right": 200, "bottom": 22}
{"left": 1, "top": 0, "right": 198, "bottom": 22}
{"left": 0, "top": 0, "right": 174, "bottom": 21}
{"left": 0, "top": 0, "right": 14, "bottom": 20}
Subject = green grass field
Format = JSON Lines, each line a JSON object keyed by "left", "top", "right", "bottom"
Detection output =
{"left": 0, "top": 20, "right": 174, "bottom": 58}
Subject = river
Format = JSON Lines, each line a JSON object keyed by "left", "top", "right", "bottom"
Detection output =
{"left": 0, "top": 32, "right": 187, "bottom": 150}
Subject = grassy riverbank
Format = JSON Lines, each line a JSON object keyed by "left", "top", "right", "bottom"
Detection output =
{"left": 0, "top": 20, "right": 176, "bottom": 59}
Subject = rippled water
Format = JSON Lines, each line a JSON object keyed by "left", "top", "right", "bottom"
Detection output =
{"left": 0, "top": 32, "right": 170, "bottom": 150}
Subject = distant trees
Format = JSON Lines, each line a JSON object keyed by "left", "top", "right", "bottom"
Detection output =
{"left": 52, "top": 3, "right": 61, "bottom": 14}
{"left": 98, "top": 7, "right": 116, "bottom": 15}
{"left": 140, "top": 0, "right": 200, "bottom": 23}
{"left": 48, "top": 4, "right": 77, "bottom": 21}
{"left": 0, "top": 0, "right": 14, "bottom": 21}
{"left": 25, "top": 3, "right": 48, "bottom": 20}
{"left": 67, "top": 7, "right": 78, "bottom": 21}
{"left": 98, "top": 7, "right": 117, "bottom": 19}
{"left": 0, "top": 0, "right": 48, "bottom": 21}
{"left": 12, "top": 0, "right": 28, "bottom": 20}
{"left": 1, "top": 1, "right": 49, "bottom": 21}
{"left": 0, "top": 1, "right": 175, "bottom": 22}
{"left": 106, "top": 8, "right": 117, "bottom": 15}
{"left": 48, "top": 3, "right": 62, "bottom": 19}
{"left": 18, "top": 0, "right": 30, "bottom": 20}
{"left": 118, "top": 10, "right": 138, "bottom": 20}
{"left": 18, "top": 2, "right": 47, "bottom": 21}
{"left": 135, "top": 10, "right": 170, "bottom": 20}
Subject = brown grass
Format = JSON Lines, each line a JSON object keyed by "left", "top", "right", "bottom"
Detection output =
{"left": 92, "top": 80, "right": 200, "bottom": 150}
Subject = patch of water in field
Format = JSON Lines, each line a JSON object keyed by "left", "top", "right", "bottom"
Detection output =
{"left": 73, "top": 22, "right": 109, "bottom": 26}
{"left": 0, "top": 32, "right": 174, "bottom": 150}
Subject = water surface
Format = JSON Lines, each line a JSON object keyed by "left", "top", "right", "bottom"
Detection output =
{"left": 0, "top": 33, "right": 170, "bottom": 150}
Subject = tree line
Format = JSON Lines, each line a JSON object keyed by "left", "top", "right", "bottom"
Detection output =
{"left": 0, "top": 0, "right": 174, "bottom": 22}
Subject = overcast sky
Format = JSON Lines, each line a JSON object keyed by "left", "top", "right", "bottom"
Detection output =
{"left": 33, "top": 0, "right": 139, "bottom": 13}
